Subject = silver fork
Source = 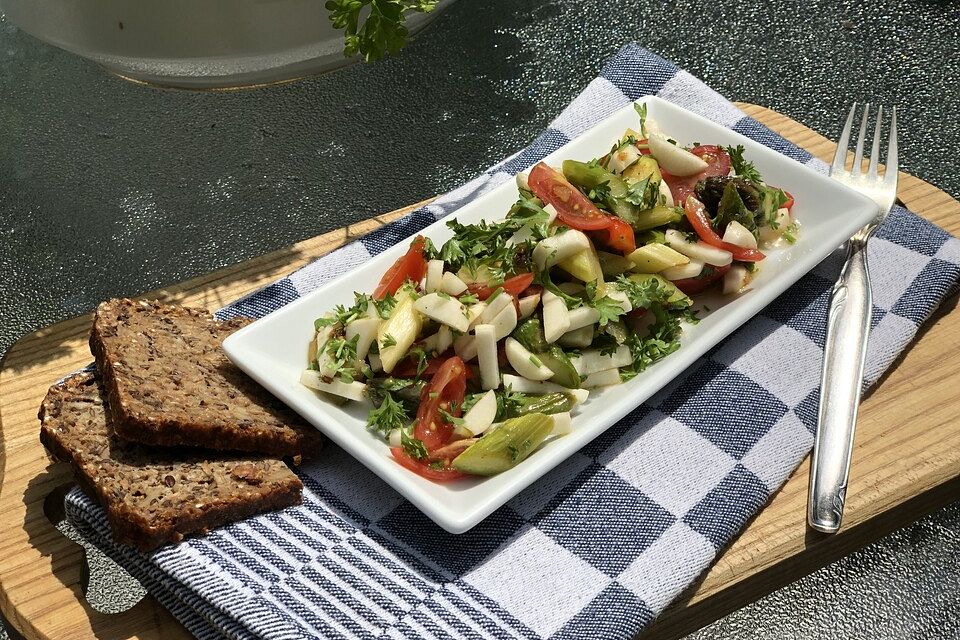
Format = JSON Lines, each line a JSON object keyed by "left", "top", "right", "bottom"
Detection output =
{"left": 807, "top": 103, "right": 899, "bottom": 534}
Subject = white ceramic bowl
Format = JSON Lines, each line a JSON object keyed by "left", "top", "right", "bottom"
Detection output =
{"left": 2, "top": 0, "right": 457, "bottom": 88}
{"left": 223, "top": 96, "right": 877, "bottom": 533}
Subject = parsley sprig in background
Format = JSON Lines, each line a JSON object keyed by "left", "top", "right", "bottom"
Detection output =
{"left": 325, "top": 0, "right": 440, "bottom": 62}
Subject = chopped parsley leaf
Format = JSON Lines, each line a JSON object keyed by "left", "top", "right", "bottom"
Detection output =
{"left": 634, "top": 102, "right": 648, "bottom": 137}
{"left": 585, "top": 280, "right": 626, "bottom": 327}
{"left": 366, "top": 391, "right": 409, "bottom": 436}
{"left": 324, "top": 334, "right": 360, "bottom": 382}
{"left": 400, "top": 430, "right": 429, "bottom": 460}
{"left": 374, "top": 292, "right": 397, "bottom": 318}
{"left": 724, "top": 145, "right": 763, "bottom": 184}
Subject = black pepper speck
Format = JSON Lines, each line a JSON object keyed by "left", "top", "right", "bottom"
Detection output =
{"left": 1, "top": 1, "right": 959, "bottom": 638}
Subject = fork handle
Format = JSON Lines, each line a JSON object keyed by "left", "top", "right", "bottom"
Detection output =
{"left": 808, "top": 236, "right": 873, "bottom": 533}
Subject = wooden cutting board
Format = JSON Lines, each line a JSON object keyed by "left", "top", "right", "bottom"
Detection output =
{"left": 1, "top": 104, "right": 958, "bottom": 640}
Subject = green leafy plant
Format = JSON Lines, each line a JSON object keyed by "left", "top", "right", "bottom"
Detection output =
{"left": 325, "top": 0, "right": 440, "bottom": 61}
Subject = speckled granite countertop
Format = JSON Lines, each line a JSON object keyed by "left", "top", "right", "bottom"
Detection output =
{"left": 1, "top": 1, "right": 958, "bottom": 638}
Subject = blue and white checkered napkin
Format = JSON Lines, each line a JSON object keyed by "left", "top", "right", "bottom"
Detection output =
{"left": 65, "top": 44, "right": 960, "bottom": 639}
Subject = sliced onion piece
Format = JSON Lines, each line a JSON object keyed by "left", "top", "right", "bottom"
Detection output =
{"left": 604, "top": 287, "right": 633, "bottom": 313}
{"left": 542, "top": 291, "right": 571, "bottom": 343}
{"left": 571, "top": 345, "right": 632, "bottom": 376}
{"left": 413, "top": 293, "right": 469, "bottom": 332}
{"left": 558, "top": 325, "right": 594, "bottom": 348}
{"left": 501, "top": 374, "right": 590, "bottom": 403}
{"left": 388, "top": 428, "right": 403, "bottom": 447}
{"left": 425, "top": 259, "right": 444, "bottom": 293}
{"left": 543, "top": 203, "right": 558, "bottom": 225}
{"left": 454, "top": 334, "right": 478, "bottom": 361}
{"left": 518, "top": 292, "right": 541, "bottom": 319}
{"left": 516, "top": 171, "right": 530, "bottom": 192}
{"left": 491, "top": 302, "right": 519, "bottom": 340}
{"left": 647, "top": 133, "right": 708, "bottom": 176}
{"left": 607, "top": 144, "right": 642, "bottom": 175}
{"left": 533, "top": 229, "right": 591, "bottom": 271}
{"left": 758, "top": 208, "right": 794, "bottom": 247}
{"left": 504, "top": 337, "right": 554, "bottom": 381}
{"left": 475, "top": 324, "right": 500, "bottom": 390}
{"left": 661, "top": 259, "right": 704, "bottom": 281}
{"left": 658, "top": 179, "right": 674, "bottom": 207}
{"left": 477, "top": 290, "right": 513, "bottom": 325}
{"left": 664, "top": 229, "right": 733, "bottom": 266}
{"left": 462, "top": 389, "right": 498, "bottom": 435}
{"left": 440, "top": 271, "right": 468, "bottom": 295}
{"left": 566, "top": 306, "right": 601, "bottom": 331}
{"left": 466, "top": 301, "right": 487, "bottom": 328}
{"left": 345, "top": 317, "right": 380, "bottom": 361}
{"left": 723, "top": 264, "right": 751, "bottom": 295}
{"left": 300, "top": 370, "right": 367, "bottom": 401}
{"left": 581, "top": 368, "right": 622, "bottom": 388}
{"left": 721, "top": 220, "right": 758, "bottom": 250}
{"left": 550, "top": 412, "right": 573, "bottom": 436}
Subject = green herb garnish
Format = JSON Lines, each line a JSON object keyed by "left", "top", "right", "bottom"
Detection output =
{"left": 585, "top": 280, "right": 626, "bottom": 327}
{"left": 325, "top": 0, "right": 439, "bottom": 62}
{"left": 724, "top": 145, "right": 763, "bottom": 184}
{"left": 400, "top": 430, "right": 429, "bottom": 460}
{"left": 366, "top": 391, "right": 409, "bottom": 436}
{"left": 634, "top": 102, "right": 648, "bottom": 137}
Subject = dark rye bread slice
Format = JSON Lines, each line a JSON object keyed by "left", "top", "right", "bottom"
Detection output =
{"left": 90, "top": 298, "right": 322, "bottom": 459}
{"left": 39, "top": 372, "right": 303, "bottom": 551}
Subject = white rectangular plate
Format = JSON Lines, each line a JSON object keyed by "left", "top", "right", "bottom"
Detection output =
{"left": 223, "top": 96, "right": 877, "bottom": 533}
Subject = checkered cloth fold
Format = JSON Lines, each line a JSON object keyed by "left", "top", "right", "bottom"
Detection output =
{"left": 64, "top": 44, "right": 960, "bottom": 639}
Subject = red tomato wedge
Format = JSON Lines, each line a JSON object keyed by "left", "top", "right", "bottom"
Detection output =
{"left": 683, "top": 196, "right": 766, "bottom": 262}
{"left": 392, "top": 351, "right": 475, "bottom": 380}
{"left": 466, "top": 272, "right": 535, "bottom": 301}
{"left": 595, "top": 217, "right": 636, "bottom": 254}
{"left": 672, "top": 264, "right": 731, "bottom": 295}
{"left": 528, "top": 162, "right": 612, "bottom": 231}
{"left": 413, "top": 356, "right": 467, "bottom": 451}
{"left": 661, "top": 145, "right": 732, "bottom": 205}
{"left": 373, "top": 235, "right": 428, "bottom": 300}
{"left": 390, "top": 448, "right": 468, "bottom": 482}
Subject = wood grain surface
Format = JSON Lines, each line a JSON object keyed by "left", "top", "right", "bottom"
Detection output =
{"left": 1, "top": 104, "right": 958, "bottom": 640}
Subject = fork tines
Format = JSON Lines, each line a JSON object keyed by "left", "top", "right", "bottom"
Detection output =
{"left": 831, "top": 103, "right": 898, "bottom": 183}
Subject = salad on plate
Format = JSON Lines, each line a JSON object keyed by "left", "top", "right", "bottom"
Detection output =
{"left": 300, "top": 104, "right": 799, "bottom": 482}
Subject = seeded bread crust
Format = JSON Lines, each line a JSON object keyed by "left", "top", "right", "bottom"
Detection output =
{"left": 90, "top": 298, "right": 322, "bottom": 459}
{"left": 39, "top": 372, "right": 303, "bottom": 552}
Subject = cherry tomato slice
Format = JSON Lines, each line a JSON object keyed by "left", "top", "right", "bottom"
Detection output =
{"left": 661, "top": 145, "right": 733, "bottom": 206}
{"left": 683, "top": 196, "right": 766, "bottom": 263}
{"left": 672, "top": 264, "right": 731, "bottom": 295}
{"left": 595, "top": 217, "right": 636, "bottom": 254}
{"left": 373, "top": 235, "right": 428, "bottom": 300}
{"left": 782, "top": 190, "right": 795, "bottom": 210}
{"left": 466, "top": 272, "right": 535, "bottom": 301}
{"left": 528, "top": 162, "right": 612, "bottom": 231}
{"left": 413, "top": 356, "right": 467, "bottom": 450}
{"left": 390, "top": 448, "right": 468, "bottom": 482}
